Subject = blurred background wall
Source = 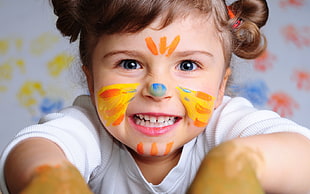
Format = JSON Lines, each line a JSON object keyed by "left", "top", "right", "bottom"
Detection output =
{"left": 1, "top": 0, "right": 310, "bottom": 152}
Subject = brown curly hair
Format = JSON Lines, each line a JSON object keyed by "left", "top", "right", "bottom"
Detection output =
{"left": 50, "top": 0, "right": 268, "bottom": 68}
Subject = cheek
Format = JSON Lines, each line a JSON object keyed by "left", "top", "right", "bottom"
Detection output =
{"left": 96, "top": 83, "right": 140, "bottom": 126}
{"left": 177, "top": 86, "right": 216, "bottom": 127}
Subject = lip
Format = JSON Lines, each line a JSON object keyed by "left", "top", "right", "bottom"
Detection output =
{"left": 129, "top": 113, "right": 181, "bottom": 137}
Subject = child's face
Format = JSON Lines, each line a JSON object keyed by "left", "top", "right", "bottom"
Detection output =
{"left": 85, "top": 13, "right": 230, "bottom": 157}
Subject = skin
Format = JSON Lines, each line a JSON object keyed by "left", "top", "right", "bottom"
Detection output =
{"left": 20, "top": 162, "right": 93, "bottom": 194}
{"left": 4, "top": 11, "right": 310, "bottom": 194}
{"left": 188, "top": 141, "right": 264, "bottom": 194}
{"left": 86, "top": 14, "right": 228, "bottom": 161}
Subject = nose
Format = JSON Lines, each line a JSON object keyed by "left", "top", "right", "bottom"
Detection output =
{"left": 142, "top": 82, "right": 171, "bottom": 101}
{"left": 149, "top": 83, "right": 167, "bottom": 97}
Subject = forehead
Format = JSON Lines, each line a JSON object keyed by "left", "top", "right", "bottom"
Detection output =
{"left": 94, "top": 14, "right": 224, "bottom": 61}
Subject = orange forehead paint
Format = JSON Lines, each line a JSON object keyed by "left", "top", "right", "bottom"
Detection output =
{"left": 97, "top": 83, "right": 139, "bottom": 126}
{"left": 177, "top": 87, "right": 216, "bottom": 127}
{"left": 145, "top": 35, "right": 180, "bottom": 57}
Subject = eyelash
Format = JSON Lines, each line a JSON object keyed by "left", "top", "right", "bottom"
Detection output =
{"left": 116, "top": 59, "right": 142, "bottom": 70}
{"left": 114, "top": 58, "right": 203, "bottom": 72}
{"left": 177, "top": 59, "right": 202, "bottom": 71}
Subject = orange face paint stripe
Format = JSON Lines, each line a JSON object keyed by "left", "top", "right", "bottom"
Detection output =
{"left": 194, "top": 119, "right": 208, "bottom": 128}
{"left": 196, "top": 91, "right": 213, "bottom": 101}
{"left": 145, "top": 37, "right": 158, "bottom": 55}
{"left": 112, "top": 114, "right": 125, "bottom": 126}
{"left": 166, "top": 35, "right": 180, "bottom": 57}
{"left": 164, "top": 142, "right": 174, "bottom": 155}
{"left": 97, "top": 83, "right": 139, "bottom": 126}
{"left": 159, "top": 36, "right": 167, "bottom": 54}
{"left": 145, "top": 35, "right": 180, "bottom": 57}
{"left": 150, "top": 142, "right": 158, "bottom": 156}
{"left": 195, "top": 104, "right": 211, "bottom": 114}
{"left": 106, "top": 104, "right": 125, "bottom": 117}
{"left": 137, "top": 142, "right": 144, "bottom": 155}
{"left": 99, "top": 88, "right": 121, "bottom": 99}
{"left": 177, "top": 86, "right": 216, "bottom": 127}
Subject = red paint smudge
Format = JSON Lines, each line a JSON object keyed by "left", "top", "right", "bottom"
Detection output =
{"left": 292, "top": 70, "right": 310, "bottom": 90}
{"left": 254, "top": 50, "right": 276, "bottom": 72}
{"left": 268, "top": 92, "right": 299, "bottom": 117}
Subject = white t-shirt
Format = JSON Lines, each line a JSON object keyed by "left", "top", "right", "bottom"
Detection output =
{"left": 1, "top": 95, "right": 310, "bottom": 194}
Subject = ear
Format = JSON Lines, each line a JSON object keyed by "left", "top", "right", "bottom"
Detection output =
{"left": 215, "top": 67, "right": 231, "bottom": 108}
{"left": 82, "top": 65, "right": 95, "bottom": 103}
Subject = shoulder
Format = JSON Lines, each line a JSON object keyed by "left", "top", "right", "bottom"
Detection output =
{"left": 205, "top": 96, "right": 310, "bottom": 146}
{"left": 1, "top": 95, "right": 104, "bottom": 183}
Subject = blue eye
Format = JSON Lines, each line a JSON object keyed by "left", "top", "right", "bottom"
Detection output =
{"left": 120, "top": 60, "right": 141, "bottom": 70}
{"left": 178, "top": 60, "right": 198, "bottom": 71}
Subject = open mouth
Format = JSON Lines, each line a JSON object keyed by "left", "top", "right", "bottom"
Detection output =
{"left": 134, "top": 114, "right": 179, "bottom": 128}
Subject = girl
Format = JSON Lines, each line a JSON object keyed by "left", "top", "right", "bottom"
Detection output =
{"left": 1, "top": 0, "right": 310, "bottom": 193}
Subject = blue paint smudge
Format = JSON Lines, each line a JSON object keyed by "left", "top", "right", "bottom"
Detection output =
{"left": 150, "top": 83, "right": 167, "bottom": 97}
{"left": 230, "top": 79, "right": 269, "bottom": 107}
{"left": 39, "top": 97, "right": 64, "bottom": 114}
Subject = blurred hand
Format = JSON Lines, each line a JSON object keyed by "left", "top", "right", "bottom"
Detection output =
{"left": 20, "top": 162, "right": 93, "bottom": 194}
{"left": 188, "top": 141, "right": 264, "bottom": 194}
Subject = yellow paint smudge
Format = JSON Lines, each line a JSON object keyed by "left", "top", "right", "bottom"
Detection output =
{"left": 0, "top": 39, "right": 9, "bottom": 55}
{"left": 97, "top": 83, "right": 139, "bottom": 126}
{"left": 17, "top": 81, "right": 45, "bottom": 107}
{"left": 0, "top": 62, "right": 13, "bottom": 80}
{"left": 30, "top": 33, "right": 59, "bottom": 55}
{"left": 0, "top": 85, "right": 7, "bottom": 92}
{"left": 177, "top": 87, "right": 215, "bottom": 127}
{"left": 47, "top": 53, "right": 73, "bottom": 77}
{"left": 16, "top": 58, "right": 26, "bottom": 73}
{"left": 15, "top": 38, "right": 23, "bottom": 51}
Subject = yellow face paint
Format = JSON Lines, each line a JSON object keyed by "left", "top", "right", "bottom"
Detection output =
{"left": 97, "top": 83, "right": 139, "bottom": 126}
{"left": 177, "top": 87, "right": 216, "bottom": 127}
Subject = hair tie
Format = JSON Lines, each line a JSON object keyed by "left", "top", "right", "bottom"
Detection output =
{"left": 227, "top": 6, "right": 242, "bottom": 29}
{"left": 227, "top": 6, "right": 235, "bottom": 19}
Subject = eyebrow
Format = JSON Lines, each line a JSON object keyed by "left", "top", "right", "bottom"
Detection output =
{"left": 103, "top": 50, "right": 141, "bottom": 59}
{"left": 103, "top": 50, "right": 214, "bottom": 59}
{"left": 172, "top": 50, "right": 214, "bottom": 58}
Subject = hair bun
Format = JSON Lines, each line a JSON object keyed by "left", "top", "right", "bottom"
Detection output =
{"left": 50, "top": 0, "right": 82, "bottom": 42}
{"left": 229, "top": 0, "right": 269, "bottom": 59}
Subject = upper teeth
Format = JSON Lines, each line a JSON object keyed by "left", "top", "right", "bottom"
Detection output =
{"left": 134, "top": 114, "right": 176, "bottom": 127}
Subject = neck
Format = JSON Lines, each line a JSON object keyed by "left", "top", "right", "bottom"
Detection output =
{"left": 129, "top": 147, "right": 183, "bottom": 185}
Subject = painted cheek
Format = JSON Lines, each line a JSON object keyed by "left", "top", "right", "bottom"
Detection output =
{"left": 96, "top": 83, "right": 140, "bottom": 126}
{"left": 177, "top": 87, "right": 216, "bottom": 127}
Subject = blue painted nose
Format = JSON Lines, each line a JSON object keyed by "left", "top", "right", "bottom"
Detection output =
{"left": 149, "top": 83, "right": 167, "bottom": 97}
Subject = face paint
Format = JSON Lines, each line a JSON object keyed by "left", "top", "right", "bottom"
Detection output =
{"left": 136, "top": 142, "right": 174, "bottom": 156}
{"left": 164, "top": 142, "right": 174, "bottom": 156}
{"left": 151, "top": 143, "right": 158, "bottom": 156}
{"left": 177, "top": 87, "right": 216, "bottom": 127}
{"left": 97, "top": 83, "right": 139, "bottom": 126}
{"left": 149, "top": 83, "right": 167, "bottom": 97}
{"left": 137, "top": 142, "right": 144, "bottom": 155}
{"left": 145, "top": 35, "right": 180, "bottom": 57}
